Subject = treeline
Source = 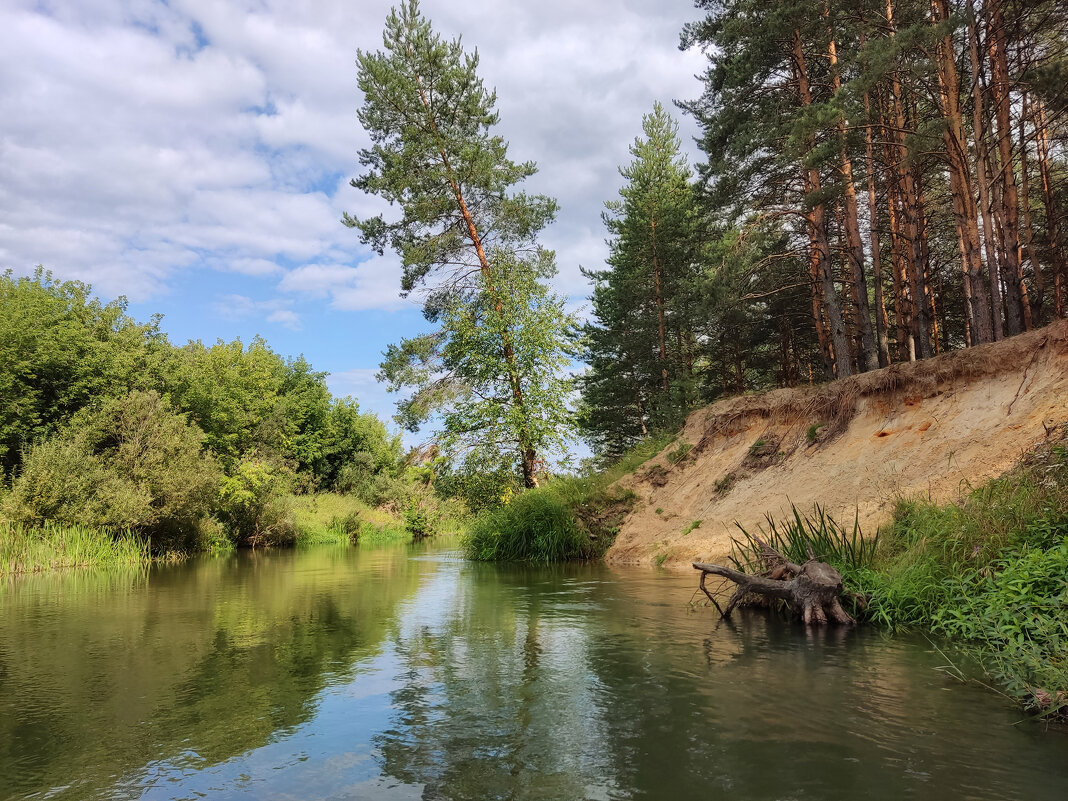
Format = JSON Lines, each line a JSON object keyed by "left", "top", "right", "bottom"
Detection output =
{"left": 579, "top": 0, "right": 1068, "bottom": 458}
{"left": 0, "top": 269, "right": 406, "bottom": 553}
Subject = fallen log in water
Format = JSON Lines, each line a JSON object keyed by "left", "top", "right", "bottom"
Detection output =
{"left": 693, "top": 538, "right": 854, "bottom": 625}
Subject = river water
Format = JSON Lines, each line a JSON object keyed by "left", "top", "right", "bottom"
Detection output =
{"left": 1, "top": 543, "right": 1065, "bottom": 800}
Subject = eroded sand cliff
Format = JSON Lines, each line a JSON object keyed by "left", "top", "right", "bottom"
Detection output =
{"left": 606, "top": 320, "right": 1068, "bottom": 568}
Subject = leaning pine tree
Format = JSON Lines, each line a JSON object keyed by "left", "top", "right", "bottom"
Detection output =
{"left": 345, "top": 0, "right": 574, "bottom": 488}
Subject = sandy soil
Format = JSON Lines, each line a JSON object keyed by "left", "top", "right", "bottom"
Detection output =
{"left": 605, "top": 320, "right": 1068, "bottom": 568}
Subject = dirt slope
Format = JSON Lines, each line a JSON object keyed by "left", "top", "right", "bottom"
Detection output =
{"left": 605, "top": 320, "right": 1068, "bottom": 568}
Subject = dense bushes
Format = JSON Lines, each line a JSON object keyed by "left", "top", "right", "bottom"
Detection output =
{"left": 463, "top": 473, "right": 637, "bottom": 563}
{"left": 4, "top": 391, "right": 219, "bottom": 552}
{"left": 464, "top": 485, "right": 587, "bottom": 562}
{"left": 0, "top": 271, "right": 418, "bottom": 560}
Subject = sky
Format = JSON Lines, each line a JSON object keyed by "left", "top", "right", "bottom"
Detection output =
{"left": 0, "top": 0, "right": 707, "bottom": 448}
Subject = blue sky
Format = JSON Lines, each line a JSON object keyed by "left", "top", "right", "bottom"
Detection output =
{"left": 0, "top": 0, "right": 705, "bottom": 452}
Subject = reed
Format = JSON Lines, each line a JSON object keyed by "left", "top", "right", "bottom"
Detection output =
{"left": 0, "top": 521, "right": 149, "bottom": 576}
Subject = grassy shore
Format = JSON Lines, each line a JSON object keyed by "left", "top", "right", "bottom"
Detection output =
{"left": 0, "top": 521, "right": 149, "bottom": 575}
{"left": 291, "top": 492, "right": 409, "bottom": 546}
{"left": 460, "top": 434, "right": 672, "bottom": 562}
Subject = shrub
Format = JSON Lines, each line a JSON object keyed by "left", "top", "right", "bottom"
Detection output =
{"left": 4, "top": 390, "right": 219, "bottom": 552}
{"left": 463, "top": 486, "right": 586, "bottom": 563}
{"left": 217, "top": 458, "right": 296, "bottom": 548}
{"left": 404, "top": 501, "right": 435, "bottom": 541}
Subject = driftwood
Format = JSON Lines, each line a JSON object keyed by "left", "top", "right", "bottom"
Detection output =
{"left": 693, "top": 538, "right": 854, "bottom": 625}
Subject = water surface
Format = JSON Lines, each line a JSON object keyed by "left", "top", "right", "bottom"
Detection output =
{"left": 1, "top": 543, "right": 1064, "bottom": 800}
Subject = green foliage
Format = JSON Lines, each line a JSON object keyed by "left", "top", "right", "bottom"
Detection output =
{"left": 435, "top": 458, "right": 521, "bottom": 514}
{"left": 578, "top": 104, "right": 701, "bottom": 457}
{"left": 0, "top": 521, "right": 149, "bottom": 575}
{"left": 682, "top": 519, "right": 702, "bottom": 536}
{"left": 791, "top": 436, "right": 1068, "bottom": 715}
{"left": 731, "top": 504, "right": 877, "bottom": 581}
{"left": 667, "top": 442, "right": 693, "bottom": 464}
{"left": 463, "top": 486, "right": 587, "bottom": 563}
{"left": 403, "top": 501, "right": 435, "bottom": 541}
{"left": 351, "top": 1, "right": 574, "bottom": 487}
{"left": 462, "top": 473, "right": 636, "bottom": 563}
{"left": 4, "top": 391, "right": 219, "bottom": 552}
{"left": 805, "top": 423, "right": 824, "bottom": 444}
{"left": 714, "top": 472, "right": 736, "bottom": 494}
{"left": 216, "top": 459, "right": 297, "bottom": 549}
{"left": 0, "top": 269, "right": 166, "bottom": 473}
{"left": 0, "top": 270, "right": 405, "bottom": 565}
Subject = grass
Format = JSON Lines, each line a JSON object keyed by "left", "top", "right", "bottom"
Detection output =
{"left": 731, "top": 503, "right": 877, "bottom": 578}
{"left": 291, "top": 492, "right": 456, "bottom": 548}
{"left": 666, "top": 442, "right": 693, "bottom": 465}
{"left": 462, "top": 434, "right": 663, "bottom": 563}
{"left": 682, "top": 519, "right": 702, "bottom": 536}
{"left": 0, "top": 521, "right": 149, "bottom": 576}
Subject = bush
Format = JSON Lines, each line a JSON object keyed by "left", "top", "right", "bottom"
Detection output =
{"left": 359, "top": 472, "right": 413, "bottom": 510}
{"left": 4, "top": 390, "right": 219, "bottom": 552}
{"left": 217, "top": 458, "right": 297, "bottom": 548}
{"left": 463, "top": 486, "right": 587, "bottom": 563}
{"left": 404, "top": 501, "right": 436, "bottom": 541}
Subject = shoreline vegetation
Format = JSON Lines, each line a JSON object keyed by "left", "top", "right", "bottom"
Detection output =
{"left": 0, "top": 270, "right": 466, "bottom": 576}
{"left": 725, "top": 424, "right": 1068, "bottom": 719}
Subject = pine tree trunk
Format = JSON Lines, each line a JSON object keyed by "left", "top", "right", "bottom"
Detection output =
{"left": 987, "top": 0, "right": 1027, "bottom": 334}
{"left": 864, "top": 86, "right": 891, "bottom": 366}
{"left": 883, "top": 126, "right": 911, "bottom": 362}
{"left": 968, "top": 6, "right": 1004, "bottom": 341}
{"left": 935, "top": 0, "right": 993, "bottom": 345}
{"left": 794, "top": 29, "right": 853, "bottom": 378}
{"left": 912, "top": 159, "right": 934, "bottom": 359}
{"left": 827, "top": 17, "right": 877, "bottom": 371}
{"left": 1019, "top": 88, "right": 1044, "bottom": 325}
{"left": 1034, "top": 98, "right": 1066, "bottom": 318}
{"left": 887, "top": 0, "right": 925, "bottom": 359}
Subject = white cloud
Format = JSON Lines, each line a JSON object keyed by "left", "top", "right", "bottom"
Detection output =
{"left": 0, "top": 0, "right": 705, "bottom": 307}
{"left": 278, "top": 256, "right": 412, "bottom": 312}
{"left": 212, "top": 293, "right": 301, "bottom": 330}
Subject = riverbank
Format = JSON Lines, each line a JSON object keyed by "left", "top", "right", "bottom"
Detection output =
{"left": 0, "top": 491, "right": 453, "bottom": 576}
{"left": 606, "top": 319, "right": 1068, "bottom": 568}
{"left": 717, "top": 425, "right": 1068, "bottom": 718}
{"left": 0, "top": 521, "right": 149, "bottom": 575}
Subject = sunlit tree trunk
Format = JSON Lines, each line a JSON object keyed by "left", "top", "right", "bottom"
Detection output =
{"left": 863, "top": 87, "right": 891, "bottom": 366}
{"left": 827, "top": 13, "right": 877, "bottom": 371}
{"left": 934, "top": 0, "right": 994, "bottom": 345}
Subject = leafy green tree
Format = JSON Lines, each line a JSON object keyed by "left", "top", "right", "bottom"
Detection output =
{"left": 347, "top": 0, "right": 574, "bottom": 486}
{"left": 0, "top": 269, "right": 165, "bottom": 473}
{"left": 378, "top": 250, "right": 575, "bottom": 485}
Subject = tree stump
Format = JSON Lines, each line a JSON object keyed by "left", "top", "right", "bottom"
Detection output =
{"left": 692, "top": 540, "right": 854, "bottom": 625}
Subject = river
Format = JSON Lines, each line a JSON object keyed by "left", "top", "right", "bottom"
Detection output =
{"left": 1, "top": 542, "right": 1065, "bottom": 800}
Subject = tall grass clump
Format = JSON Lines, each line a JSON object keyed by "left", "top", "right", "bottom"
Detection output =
{"left": 0, "top": 521, "right": 149, "bottom": 575}
{"left": 731, "top": 503, "right": 877, "bottom": 574}
{"left": 463, "top": 484, "right": 586, "bottom": 562}
{"left": 730, "top": 503, "right": 878, "bottom": 617}
{"left": 462, "top": 473, "right": 636, "bottom": 563}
